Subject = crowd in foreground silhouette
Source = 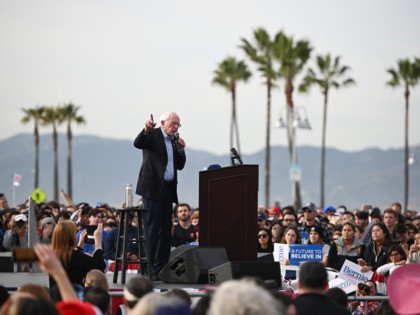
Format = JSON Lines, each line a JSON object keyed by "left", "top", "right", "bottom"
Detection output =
{"left": 0, "top": 192, "right": 419, "bottom": 315}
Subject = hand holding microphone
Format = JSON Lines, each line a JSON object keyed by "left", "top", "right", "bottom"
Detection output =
{"left": 173, "top": 132, "right": 186, "bottom": 153}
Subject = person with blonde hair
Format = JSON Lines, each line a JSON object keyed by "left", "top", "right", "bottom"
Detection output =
{"left": 131, "top": 292, "right": 165, "bottom": 315}
{"left": 50, "top": 220, "right": 105, "bottom": 288}
{"left": 84, "top": 269, "right": 109, "bottom": 291}
{"left": 208, "top": 279, "right": 284, "bottom": 315}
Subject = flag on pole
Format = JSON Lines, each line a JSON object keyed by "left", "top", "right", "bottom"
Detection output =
{"left": 13, "top": 173, "right": 22, "bottom": 187}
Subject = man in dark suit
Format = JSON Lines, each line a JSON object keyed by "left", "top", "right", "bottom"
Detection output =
{"left": 134, "top": 112, "right": 186, "bottom": 280}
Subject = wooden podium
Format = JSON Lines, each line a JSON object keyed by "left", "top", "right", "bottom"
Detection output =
{"left": 199, "top": 165, "right": 258, "bottom": 261}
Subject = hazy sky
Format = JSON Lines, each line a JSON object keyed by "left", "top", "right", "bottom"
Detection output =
{"left": 1, "top": 0, "right": 419, "bottom": 156}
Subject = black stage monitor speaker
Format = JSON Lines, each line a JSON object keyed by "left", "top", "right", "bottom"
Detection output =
{"left": 208, "top": 261, "right": 281, "bottom": 285}
{"left": 257, "top": 252, "right": 274, "bottom": 262}
{"left": 0, "top": 253, "right": 13, "bottom": 272}
{"left": 159, "top": 245, "right": 228, "bottom": 284}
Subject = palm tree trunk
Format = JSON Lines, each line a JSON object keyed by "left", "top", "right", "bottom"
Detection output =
{"left": 53, "top": 125, "right": 59, "bottom": 201}
{"left": 67, "top": 123, "right": 72, "bottom": 200}
{"left": 320, "top": 91, "right": 329, "bottom": 208}
{"left": 34, "top": 123, "right": 39, "bottom": 189}
{"left": 232, "top": 88, "right": 241, "bottom": 155}
{"left": 404, "top": 89, "right": 409, "bottom": 211}
{"left": 285, "top": 79, "right": 301, "bottom": 210}
{"left": 265, "top": 80, "right": 272, "bottom": 209}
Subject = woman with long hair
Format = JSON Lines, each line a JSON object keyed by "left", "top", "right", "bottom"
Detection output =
{"left": 327, "top": 222, "right": 365, "bottom": 271}
{"left": 280, "top": 226, "right": 302, "bottom": 266}
{"left": 358, "top": 222, "right": 394, "bottom": 272}
{"left": 257, "top": 227, "right": 273, "bottom": 253}
{"left": 50, "top": 220, "right": 105, "bottom": 288}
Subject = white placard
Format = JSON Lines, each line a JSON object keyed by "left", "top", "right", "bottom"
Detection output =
{"left": 273, "top": 243, "right": 289, "bottom": 262}
{"left": 338, "top": 259, "right": 373, "bottom": 285}
{"left": 328, "top": 277, "right": 357, "bottom": 294}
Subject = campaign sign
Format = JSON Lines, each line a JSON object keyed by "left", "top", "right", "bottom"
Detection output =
{"left": 338, "top": 259, "right": 373, "bottom": 285}
{"left": 273, "top": 243, "right": 289, "bottom": 262}
{"left": 289, "top": 244, "right": 323, "bottom": 266}
{"left": 360, "top": 221, "right": 375, "bottom": 245}
{"left": 329, "top": 277, "right": 357, "bottom": 294}
{"left": 300, "top": 231, "right": 309, "bottom": 244}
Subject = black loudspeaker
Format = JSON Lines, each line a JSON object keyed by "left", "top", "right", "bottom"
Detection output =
{"left": 159, "top": 245, "right": 228, "bottom": 284}
{"left": 208, "top": 261, "right": 281, "bottom": 285}
{"left": 257, "top": 252, "right": 274, "bottom": 262}
{"left": 0, "top": 253, "right": 13, "bottom": 272}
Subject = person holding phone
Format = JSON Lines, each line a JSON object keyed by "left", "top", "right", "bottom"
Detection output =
{"left": 76, "top": 208, "right": 108, "bottom": 255}
{"left": 134, "top": 112, "right": 186, "bottom": 280}
{"left": 51, "top": 220, "right": 105, "bottom": 288}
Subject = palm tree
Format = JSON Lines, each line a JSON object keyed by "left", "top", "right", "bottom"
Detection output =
{"left": 273, "top": 31, "right": 312, "bottom": 210}
{"left": 41, "top": 106, "right": 62, "bottom": 201}
{"left": 58, "top": 103, "right": 86, "bottom": 200}
{"left": 386, "top": 57, "right": 420, "bottom": 211}
{"left": 212, "top": 56, "right": 251, "bottom": 155}
{"left": 299, "top": 54, "right": 355, "bottom": 208}
{"left": 21, "top": 106, "right": 45, "bottom": 189}
{"left": 240, "top": 28, "right": 277, "bottom": 208}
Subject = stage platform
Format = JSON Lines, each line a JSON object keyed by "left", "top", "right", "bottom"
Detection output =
{"left": 0, "top": 272, "right": 206, "bottom": 292}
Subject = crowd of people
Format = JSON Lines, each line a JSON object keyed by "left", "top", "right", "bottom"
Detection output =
{"left": 0, "top": 109, "right": 419, "bottom": 314}
{"left": 1, "top": 190, "right": 420, "bottom": 314}
{"left": 256, "top": 201, "right": 420, "bottom": 314}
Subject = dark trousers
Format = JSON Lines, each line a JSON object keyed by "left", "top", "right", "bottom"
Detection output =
{"left": 143, "top": 184, "right": 173, "bottom": 275}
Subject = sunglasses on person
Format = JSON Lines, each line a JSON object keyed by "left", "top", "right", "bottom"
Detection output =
{"left": 258, "top": 234, "right": 268, "bottom": 238}
{"left": 302, "top": 209, "right": 313, "bottom": 213}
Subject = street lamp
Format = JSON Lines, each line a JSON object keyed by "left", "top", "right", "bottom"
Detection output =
{"left": 276, "top": 106, "right": 311, "bottom": 210}
{"left": 408, "top": 145, "right": 418, "bottom": 166}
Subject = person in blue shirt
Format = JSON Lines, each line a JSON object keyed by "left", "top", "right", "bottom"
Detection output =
{"left": 76, "top": 208, "right": 108, "bottom": 255}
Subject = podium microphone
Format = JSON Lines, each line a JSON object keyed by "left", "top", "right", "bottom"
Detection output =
{"left": 230, "top": 147, "right": 243, "bottom": 166}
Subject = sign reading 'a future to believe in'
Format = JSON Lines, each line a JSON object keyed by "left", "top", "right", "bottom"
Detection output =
{"left": 289, "top": 244, "right": 323, "bottom": 266}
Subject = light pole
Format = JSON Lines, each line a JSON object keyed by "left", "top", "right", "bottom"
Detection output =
{"left": 276, "top": 106, "right": 311, "bottom": 210}
{"left": 408, "top": 145, "right": 417, "bottom": 166}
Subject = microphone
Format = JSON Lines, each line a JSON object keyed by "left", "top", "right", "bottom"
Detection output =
{"left": 173, "top": 132, "right": 184, "bottom": 154}
{"left": 230, "top": 147, "right": 243, "bottom": 166}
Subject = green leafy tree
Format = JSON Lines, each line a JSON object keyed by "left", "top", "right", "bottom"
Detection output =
{"left": 21, "top": 106, "right": 45, "bottom": 189}
{"left": 212, "top": 56, "right": 251, "bottom": 155}
{"left": 240, "top": 28, "right": 277, "bottom": 208}
{"left": 41, "top": 106, "right": 63, "bottom": 201}
{"left": 273, "top": 31, "right": 312, "bottom": 210}
{"left": 58, "top": 103, "right": 86, "bottom": 200}
{"left": 299, "top": 54, "right": 355, "bottom": 208}
{"left": 386, "top": 57, "right": 420, "bottom": 211}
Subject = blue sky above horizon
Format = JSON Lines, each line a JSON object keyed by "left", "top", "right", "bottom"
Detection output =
{"left": 1, "top": 0, "right": 419, "bottom": 155}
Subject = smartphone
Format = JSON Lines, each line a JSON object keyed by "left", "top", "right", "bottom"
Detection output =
{"left": 13, "top": 248, "right": 38, "bottom": 262}
{"left": 85, "top": 225, "right": 97, "bottom": 244}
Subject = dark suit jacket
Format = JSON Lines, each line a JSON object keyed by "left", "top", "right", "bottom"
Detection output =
{"left": 134, "top": 127, "right": 186, "bottom": 204}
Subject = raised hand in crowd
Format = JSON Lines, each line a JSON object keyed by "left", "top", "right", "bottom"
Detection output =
{"left": 33, "top": 244, "right": 78, "bottom": 301}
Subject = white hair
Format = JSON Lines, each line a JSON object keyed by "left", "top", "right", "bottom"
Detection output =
{"left": 208, "top": 279, "right": 285, "bottom": 315}
{"left": 159, "top": 111, "right": 177, "bottom": 122}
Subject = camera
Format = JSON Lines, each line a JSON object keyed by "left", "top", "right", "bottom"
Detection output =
{"left": 358, "top": 283, "right": 371, "bottom": 295}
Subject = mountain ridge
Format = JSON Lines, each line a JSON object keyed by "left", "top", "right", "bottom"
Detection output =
{"left": 1, "top": 133, "right": 418, "bottom": 211}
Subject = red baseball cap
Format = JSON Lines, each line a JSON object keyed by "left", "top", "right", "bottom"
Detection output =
{"left": 56, "top": 300, "right": 101, "bottom": 315}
